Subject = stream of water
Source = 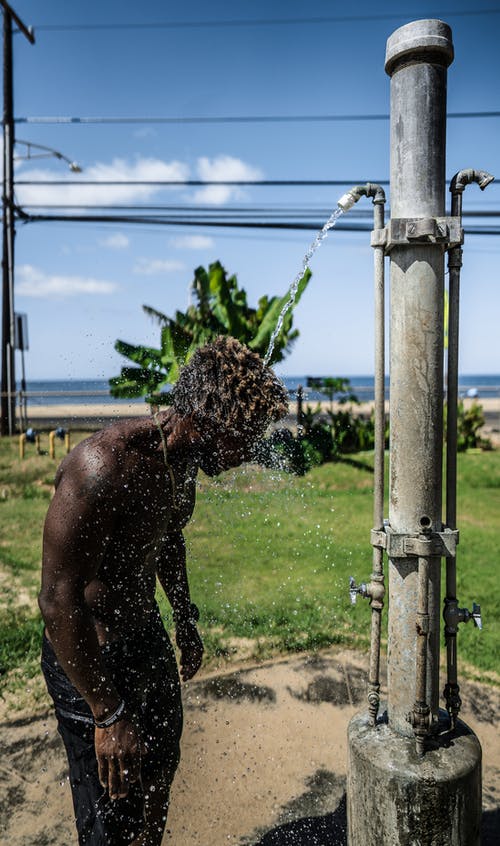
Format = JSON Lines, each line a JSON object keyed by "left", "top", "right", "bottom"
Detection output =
{"left": 263, "top": 205, "right": 344, "bottom": 365}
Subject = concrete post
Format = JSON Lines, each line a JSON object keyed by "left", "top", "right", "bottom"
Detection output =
{"left": 385, "top": 16, "right": 452, "bottom": 734}
{"left": 347, "top": 20, "right": 482, "bottom": 845}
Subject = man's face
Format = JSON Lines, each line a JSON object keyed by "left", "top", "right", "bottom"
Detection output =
{"left": 197, "top": 430, "right": 257, "bottom": 477}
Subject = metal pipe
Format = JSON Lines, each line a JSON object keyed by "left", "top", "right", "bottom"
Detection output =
{"left": 338, "top": 183, "right": 387, "bottom": 724}
{"left": 337, "top": 182, "right": 386, "bottom": 212}
{"left": 444, "top": 167, "right": 494, "bottom": 726}
{"left": 368, "top": 193, "right": 386, "bottom": 725}
{"left": 408, "top": 520, "right": 432, "bottom": 756}
{"left": 385, "top": 18, "right": 453, "bottom": 735}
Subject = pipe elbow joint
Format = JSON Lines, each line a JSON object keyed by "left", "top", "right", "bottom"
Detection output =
{"left": 365, "top": 182, "right": 386, "bottom": 205}
{"left": 450, "top": 168, "right": 495, "bottom": 194}
{"left": 337, "top": 183, "right": 386, "bottom": 212}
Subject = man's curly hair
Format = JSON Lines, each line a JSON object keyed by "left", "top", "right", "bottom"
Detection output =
{"left": 171, "top": 336, "right": 289, "bottom": 437}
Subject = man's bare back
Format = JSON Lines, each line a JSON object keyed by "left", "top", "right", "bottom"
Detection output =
{"left": 45, "top": 414, "right": 197, "bottom": 644}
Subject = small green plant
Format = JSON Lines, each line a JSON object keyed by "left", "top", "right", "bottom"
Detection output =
{"left": 443, "top": 400, "right": 491, "bottom": 451}
{"left": 261, "top": 377, "right": 382, "bottom": 473}
{"left": 457, "top": 401, "right": 491, "bottom": 451}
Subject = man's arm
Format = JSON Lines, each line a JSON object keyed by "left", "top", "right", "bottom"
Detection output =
{"left": 156, "top": 530, "right": 204, "bottom": 681}
{"left": 39, "top": 451, "right": 142, "bottom": 799}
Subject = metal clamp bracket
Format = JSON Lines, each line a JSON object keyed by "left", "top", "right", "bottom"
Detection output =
{"left": 371, "top": 217, "right": 463, "bottom": 253}
{"left": 371, "top": 526, "right": 459, "bottom": 558}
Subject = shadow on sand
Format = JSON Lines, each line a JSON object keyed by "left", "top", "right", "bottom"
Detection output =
{"left": 482, "top": 807, "right": 500, "bottom": 845}
{"left": 251, "top": 796, "right": 499, "bottom": 846}
{"left": 251, "top": 794, "right": 347, "bottom": 846}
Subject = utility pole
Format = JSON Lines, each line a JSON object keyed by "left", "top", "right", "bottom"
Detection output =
{"left": 0, "top": 1, "right": 34, "bottom": 436}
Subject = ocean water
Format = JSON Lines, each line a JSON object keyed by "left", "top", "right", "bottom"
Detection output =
{"left": 18, "top": 375, "right": 500, "bottom": 406}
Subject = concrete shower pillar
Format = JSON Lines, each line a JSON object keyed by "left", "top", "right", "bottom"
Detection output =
{"left": 347, "top": 20, "right": 482, "bottom": 845}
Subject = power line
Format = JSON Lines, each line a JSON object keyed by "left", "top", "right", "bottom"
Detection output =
{"left": 16, "top": 212, "right": 372, "bottom": 231}
{"left": 31, "top": 9, "right": 500, "bottom": 32}
{"left": 14, "top": 177, "right": 500, "bottom": 190}
{"left": 15, "top": 209, "right": 500, "bottom": 236}
{"left": 14, "top": 111, "right": 500, "bottom": 125}
{"left": 15, "top": 204, "right": 500, "bottom": 219}
{"left": 14, "top": 179, "right": 390, "bottom": 187}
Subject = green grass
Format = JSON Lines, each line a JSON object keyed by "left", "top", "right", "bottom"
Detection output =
{"left": 1, "top": 434, "right": 499, "bottom": 704}
{"left": 172, "top": 460, "right": 375, "bottom": 656}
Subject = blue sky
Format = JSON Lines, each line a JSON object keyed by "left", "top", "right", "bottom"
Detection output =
{"left": 7, "top": 0, "right": 500, "bottom": 380}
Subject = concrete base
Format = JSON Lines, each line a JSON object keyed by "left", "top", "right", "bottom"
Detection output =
{"left": 347, "top": 709, "right": 482, "bottom": 846}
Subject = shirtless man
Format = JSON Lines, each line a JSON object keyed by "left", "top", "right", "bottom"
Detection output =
{"left": 39, "top": 336, "right": 288, "bottom": 846}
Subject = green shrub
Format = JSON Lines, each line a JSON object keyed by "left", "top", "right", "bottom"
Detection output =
{"left": 457, "top": 401, "right": 491, "bottom": 451}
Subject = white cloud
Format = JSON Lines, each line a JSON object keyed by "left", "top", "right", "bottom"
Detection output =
{"left": 193, "top": 155, "right": 263, "bottom": 205}
{"left": 14, "top": 153, "right": 264, "bottom": 210}
{"left": 99, "top": 233, "right": 130, "bottom": 249}
{"left": 16, "top": 264, "right": 118, "bottom": 298}
{"left": 170, "top": 234, "right": 214, "bottom": 250}
{"left": 15, "top": 156, "right": 190, "bottom": 207}
{"left": 133, "top": 258, "right": 185, "bottom": 275}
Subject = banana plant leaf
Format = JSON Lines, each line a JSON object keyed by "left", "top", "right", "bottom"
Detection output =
{"left": 114, "top": 339, "right": 164, "bottom": 369}
{"left": 109, "top": 366, "right": 166, "bottom": 398}
{"left": 248, "top": 268, "right": 312, "bottom": 357}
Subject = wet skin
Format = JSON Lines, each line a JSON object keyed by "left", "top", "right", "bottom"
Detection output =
{"left": 39, "top": 408, "right": 253, "bottom": 815}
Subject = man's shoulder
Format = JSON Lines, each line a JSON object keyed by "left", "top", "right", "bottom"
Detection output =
{"left": 72, "top": 417, "right": 147, "bottom": 459}
{"left": 53, "top": 428, "right": 122, "bottom": 493}
{"left": 55, "top": 417, "right": 154, "bottom": 489}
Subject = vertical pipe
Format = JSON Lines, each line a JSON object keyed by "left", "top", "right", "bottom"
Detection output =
{"left": 444, "top": 170, "right": 494, "bottom": 724}
{"left": 412, "top": 520, "right": 432, "bottom": 755}
{"left": 367, "top": 199, "right": 385, "bottom": 724}
{"left": 385, "top": 20, "right": 453, "bottom": 735}
{"left": 372, "top": 200, "right": 386, "bottom": 533}
{"left": 444, "top": 224, "right": 462, "bottom": 726}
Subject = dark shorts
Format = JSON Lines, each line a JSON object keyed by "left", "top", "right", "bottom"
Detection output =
{"left": 41, "top": 610, "right": 183, "bottom": 846}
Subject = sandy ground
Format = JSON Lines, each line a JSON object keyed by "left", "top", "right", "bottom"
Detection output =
{"left": 1, "top": 647, "right": 499, "bottom": 846}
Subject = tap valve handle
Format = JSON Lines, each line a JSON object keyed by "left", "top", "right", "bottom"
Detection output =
{"left": 349, "top": 576, "right": 369, "bottom": 605}
{"left": 349, "top": 576, "right": 358, "bottom": 605}
{"left": 472, "top": 602, "right": 482, "bottom": 630}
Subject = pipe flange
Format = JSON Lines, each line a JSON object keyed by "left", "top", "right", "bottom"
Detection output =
{"left": 372, "top": 526, "right": 459, "bottom": 559}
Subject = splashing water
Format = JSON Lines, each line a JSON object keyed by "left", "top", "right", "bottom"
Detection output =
{"left": 263, "top": 205, "right": 345, "bottom": 365}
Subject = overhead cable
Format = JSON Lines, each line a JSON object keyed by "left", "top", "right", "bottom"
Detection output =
{"left": 32, "top": 9, "right": 500, "bottom": 32}
{"left": 16, "top": 204, "right": 500, "bottom": 219}
{"left": 14, "top": 179, "right": 390, "bottom": 187}
{"left": 14, "top": 111, "right": 500, "bottom": 125}
{"left": 15, "top": 209, "right": 500, "bottom": 236}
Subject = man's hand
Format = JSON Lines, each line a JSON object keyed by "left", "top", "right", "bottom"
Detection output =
{"left": 176, "top": 622, "right": 204, "bottom": 681}
{"left": 95, "top": 717, "right": 145, "bottom": 800}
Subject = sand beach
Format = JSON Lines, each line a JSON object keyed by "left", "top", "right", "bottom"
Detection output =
{"left": 17, "top": 396, "right": 500, "bottom": 447}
